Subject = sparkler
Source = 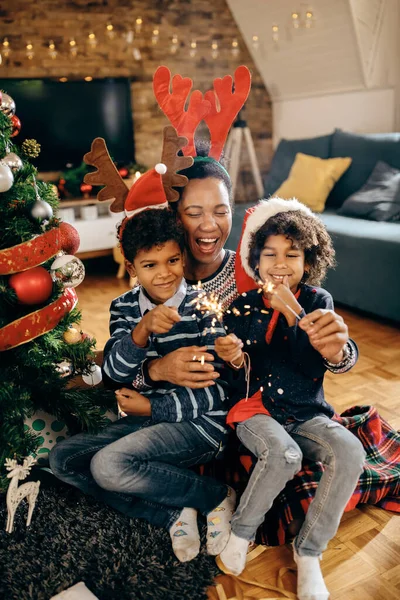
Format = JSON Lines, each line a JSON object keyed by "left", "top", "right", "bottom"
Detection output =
{"left": 258, "top": 280, "right": 301, "bottom": 321}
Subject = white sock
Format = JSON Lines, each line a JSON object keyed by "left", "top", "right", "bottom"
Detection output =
{"left": 206, "top": 486, "right": 236, "bottom": 556}
{"left": 219, "top": 532, "right": 250, "bottom": 576}
{"left": 294, "top": 547, "right": 330, "bottom": 600}
{"left": 169, "top": 507, "right": 200, "bottom": 563}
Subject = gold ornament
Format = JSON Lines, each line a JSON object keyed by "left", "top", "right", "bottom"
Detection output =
{"left": 63, "top": 326, "right": 82, "bottom": 344}
{"left": 21, "top": 139, "right": 41, "bottom": 159}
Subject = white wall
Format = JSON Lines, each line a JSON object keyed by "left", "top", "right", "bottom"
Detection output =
{"left": 273, "top": 87, "right": 395, "bottom": 145}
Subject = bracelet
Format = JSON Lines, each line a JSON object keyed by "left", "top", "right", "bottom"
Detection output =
{"left": 229, "top": 354, "right": 245, "bottom": 370}
{"left": 323, "top": 341, "right": 354, "bottom": 371}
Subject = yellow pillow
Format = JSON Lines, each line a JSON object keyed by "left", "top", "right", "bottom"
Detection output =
{"left": 274, "top": 153, "right": 352, "bottom": 212}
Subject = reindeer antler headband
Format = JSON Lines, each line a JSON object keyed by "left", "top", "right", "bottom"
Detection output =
{"left": 83, "top": 65, "right": 251, "bottom": 219}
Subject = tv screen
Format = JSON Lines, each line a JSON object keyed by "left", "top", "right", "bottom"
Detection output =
{"left": 0, "top": 78, "right": 135, "bottom": 171}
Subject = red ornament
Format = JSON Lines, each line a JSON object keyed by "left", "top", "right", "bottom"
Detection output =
{"left": 10, "top": 115, "right": 21, "bottom": 138}
{"left": 118, "top": 167, "right": 129, "bottom": 178}
{"left": 59, "top": 222, "right": 80, "bottom": 255}
{"left": 80, "top": 183, "right": 92, "bottom": 194}
{"left": 9, "top": 266, "right": 53, "bottom": 305}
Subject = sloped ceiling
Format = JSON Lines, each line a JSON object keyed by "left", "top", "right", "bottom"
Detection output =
{"left": 226, "top": 0, "right": 398, "bottom": 101}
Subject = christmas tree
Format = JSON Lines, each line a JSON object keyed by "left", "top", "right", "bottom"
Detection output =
{"left": 0, "top": 91, "right": 115, "bottom": 490}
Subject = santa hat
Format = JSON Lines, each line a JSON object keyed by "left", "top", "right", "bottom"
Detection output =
{"left": 235, "top": 197, "right": 314, "bottom": 294}
{"left": 124, "top": 163, "right": 168, "bottom": 218}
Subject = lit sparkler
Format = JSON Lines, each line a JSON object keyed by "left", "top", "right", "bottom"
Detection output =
{"left": 258, "top": 280, "right": 301, "bottom": 321}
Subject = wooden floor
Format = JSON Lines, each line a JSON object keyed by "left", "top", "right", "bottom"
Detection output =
{"left": 77, "top": 259, "right": 400, "bottom": 600}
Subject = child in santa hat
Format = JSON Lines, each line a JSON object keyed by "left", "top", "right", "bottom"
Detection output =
{"left": 215, "top": 197, "right": 365, "bottom": 600}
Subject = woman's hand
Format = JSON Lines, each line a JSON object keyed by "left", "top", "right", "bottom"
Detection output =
{"left": 299, "top": 309, "right": 349, "bottom": 363}
{"left": 115, "top": 388, "right": 152, "bottom": 416}
{"left": 148, "top": 346, "right": 219, "bottom": 388}
{"left": 215, "top": 334, "right": 244, "bottom": 366}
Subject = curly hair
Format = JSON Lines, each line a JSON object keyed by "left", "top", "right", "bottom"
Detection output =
{"left": 248, "top": 211, "right": 336, "bottom": 286}
{"left": 173, "top": 139, "right": 233, "bottom": 205}
{"left": 119, "top": 208, "right": 185, "bottom": 263}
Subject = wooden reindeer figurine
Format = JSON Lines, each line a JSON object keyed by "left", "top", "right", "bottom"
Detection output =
{"left": 5, "top": 456, "right": 40, "bottom": 534}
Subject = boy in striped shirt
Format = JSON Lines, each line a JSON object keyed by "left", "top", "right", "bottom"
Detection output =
{"left": 98, "top": 208, "right": 235, "bottom": 561}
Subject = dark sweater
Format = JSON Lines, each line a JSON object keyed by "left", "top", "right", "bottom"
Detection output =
{"left": 224, "top": 285, "right": 335, "bottom": 424}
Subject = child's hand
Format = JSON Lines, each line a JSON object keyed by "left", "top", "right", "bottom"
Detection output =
{"left": 133, "top": 305, "right": 181, "bottom": 346}
{"left": 115, "top": 388, "right": 152, "bottom": 416}
{"left": 215, "top": 334, "right": 244, "bottom": 366}
{"left": 263, "top": 276, "right": 301, "bottom": 324}
{"left": 142, "top": 305, "right": 181, "bottom": 334}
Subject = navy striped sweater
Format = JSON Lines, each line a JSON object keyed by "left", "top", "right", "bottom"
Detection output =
{"left": 103, "top": 285, "right": 229, "bottom": 449}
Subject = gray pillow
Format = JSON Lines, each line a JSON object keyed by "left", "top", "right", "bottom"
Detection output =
{"left": 338, "top": 161, "right": 400, "bottom": 221}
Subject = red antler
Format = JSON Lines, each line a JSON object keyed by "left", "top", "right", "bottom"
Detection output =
{"left": 204, "top": 66, "right": 252, "bottom": 160}
{"left": 153, "top": 66, "right": 211, "bottom": 156}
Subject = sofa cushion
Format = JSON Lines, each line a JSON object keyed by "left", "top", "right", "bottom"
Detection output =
{"left": 274, "top": 153, "right": 352, "bottom": 212}
{"left": 338, "top": 161, "right": 400, "bottom": 222}
{"left": 327, "top": 129, "right": 400, "bottom": 208}
{"left": 264, "top": 133, "right": 333, "bottom": 197}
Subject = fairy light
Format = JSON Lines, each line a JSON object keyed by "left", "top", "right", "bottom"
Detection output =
{"left": 124, "top": 29, "right": 134, "bottom": 44}
{"left": 2, "top": 37, "right": 11, "bottom": 58}
{"left": 87, "top": 32, "right": 97, "bottom": 49}
{"left": 48, "top": 40, "right": 57, "bottom": 59}
{"left": 59, "top": 77, "right": 68, "bottom": 83}
{"left": 69, "top": 38, "right": 78, "bottom": 57}
{"left": 189, "top": 39, "right": 197, "bottom": 58}
{"left": 305, "top": 10, "right": 314, "bottom": 28}
{"left": 106, "top": 23, "right": 115, "bottom": 39}
{"left": 252, "top": 34, "right": 259, "bottom": 50}
{"left": 84, "top": 76, "right": 93, "bottom": 82}
{"left": 26, "top": 40, "right": 34, "bottom": 60}
{"left": 132, "top": 47, "right": 142, "bottom": 61}
{"left": 170, "top": 33, "right": 179, "bottom": 54}
{"left": 291, "top": 12, "right": 300, "bottom": 29}
{"left": 211, "top": 39, "right": 219, "bottom": 59}
{"left": 135, "top": 17, "right": 143, "bottom": 34}
{"left": 231, "top": 38, "right": 240, "bottom": 57}
{"left": 151, "top": 28, "right": 160, "bottom": 45}
{"left": 272, "top": 24, "right": 279, "bottom": 43}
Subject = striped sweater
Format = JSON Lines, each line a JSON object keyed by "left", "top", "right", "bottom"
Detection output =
{"left": 103, "top": 285, "right": 229, "bottom": 449}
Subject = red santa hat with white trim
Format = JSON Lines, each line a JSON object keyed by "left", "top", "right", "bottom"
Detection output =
{"left": 235, "top": 197, "right": 315, "bottom": 294}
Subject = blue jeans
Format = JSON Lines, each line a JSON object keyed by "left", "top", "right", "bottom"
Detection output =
{"left": 232, "top": 414, "right": 366, "bottom": 556}
{"left": 49, "top": 416, "right": 227, "bottom": 530}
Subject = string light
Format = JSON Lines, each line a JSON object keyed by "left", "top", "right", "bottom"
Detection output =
{"left": 189, "top": 39, "right": 197, "bottom": 58}
{"left": 59, "top": 77, "right": 68, "bottom": 82}
{"left": 252, "top": 34, "right": 259, "bottom": 50}
{"left": 106, "top": 23, "right": 115, "bottom": 39}
{"left": 48, "top": 40, "right": 57, "bottom": 59}
{"left": 87, "top": 32, "right": 97, "bottom": 49}
{"left": 231, "top": 38, "right": 240, "bottom": 57}
{"left": 170, "top": 33, "right": 179, "bottom": 54}
{"left": 135, "top": 17, "right": 143, "bottom": 34}
{"left": 151, "top": 28, "right": 159, "bottom": 45}
{"left": 305, "top": 10, "right": 314, "bottom": 28}
{"left": 291, "top": 12, "right": 300, "bottom": 29}
{"left": 2, "top": 37, "right": 11, "bottom": 58}
{"left": 132, "top": 47, "right": 142, "bottom": 61}
{"left": 84, "top": 76, "right": 93, "bottom": 82}
{"left": 272, "top": 24, "right": 279, "bottom": 43}
{"left": 69, "top": 38, "right": 78, "bottom": 57}
{"left": 211, "top": 39, "right": 219, "bottom": 59}
{"left": 26, "top": 40, "right": 34, "bottom": 60}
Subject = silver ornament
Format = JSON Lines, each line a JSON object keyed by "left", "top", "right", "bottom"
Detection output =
{"left": 0, "top": 93, "right": 16, "bottom": 117}
{"left": 55, "top": 360, "right": 74, "bottom": 378}
{"left": 50, "top": 254, "right": 85, "bottom": 288}
{"left": 2, "top": 152, "right": 23, "bottom": 172}
{"left": 82, "top": 363, "right": 103, "bottom": 386}
{"left": 0, "top": 162, "right": 14, "bottom": 192}
{"left": 30, "top": 199, "right": 53, "bottom": 222}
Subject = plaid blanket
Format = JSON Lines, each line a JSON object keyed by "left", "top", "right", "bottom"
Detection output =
{"left": 202, "top": 405, "right": 400, "bottom": 546}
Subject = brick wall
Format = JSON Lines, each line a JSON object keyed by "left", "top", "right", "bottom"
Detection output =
{"left": 0, "top": 0, "right": 272, "bottom": 202}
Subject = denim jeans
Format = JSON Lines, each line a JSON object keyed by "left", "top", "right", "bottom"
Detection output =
{"left": 49, "top": 416, "right": 227, "bottom": 530}
{"left": 232, "top": 414, "right": 366, "bottom": 556}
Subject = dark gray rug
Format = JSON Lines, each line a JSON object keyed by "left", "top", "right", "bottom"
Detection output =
{"left": 0, "top": 474, "right": 220, "bottom": 600}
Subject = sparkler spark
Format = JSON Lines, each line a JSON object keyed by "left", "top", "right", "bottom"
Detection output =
{"left": 257, "top": 279, "right": 301, "bottom": 321}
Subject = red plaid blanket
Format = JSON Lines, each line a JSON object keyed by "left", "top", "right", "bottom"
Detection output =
{"left": 202, "top": 405, "right": 400, "bottom": 546}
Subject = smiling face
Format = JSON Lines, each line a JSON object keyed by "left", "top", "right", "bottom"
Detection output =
{"left": 127, "top": 240, "right": 184, "bottom": 304}
{"left": 258, "top": 234, "right": 307, "bottom": 293}
{"left": 177, "top": 178, "right": 232, "bottom": 277}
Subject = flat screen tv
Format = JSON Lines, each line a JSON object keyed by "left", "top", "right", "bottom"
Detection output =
{"left": 0, "top": 78, "right": 135, "bottom": 171}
